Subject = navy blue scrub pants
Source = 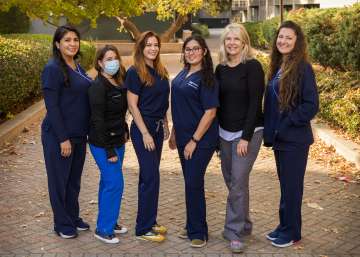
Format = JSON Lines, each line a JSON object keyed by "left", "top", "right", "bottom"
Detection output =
{"left": 130, "top": 120, "right": 164, "bottom": 236}
{"left": 41, "top": 129, "right": 86, "bottom": 235}
{"left": 89, "top": 144, "right": 125, "bottom": 236}
{"left": 273, "top": 147, "right": 309, "bottom": 242}
{"left": 178, "top": 146, "right": 215, "bottom": 241}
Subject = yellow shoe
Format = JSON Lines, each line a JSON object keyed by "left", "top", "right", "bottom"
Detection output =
{"left": 136, "top": 231, "right": 165, "bottom": 242}
{"left": 190, "top": 239, "right": 207, "bottom": 248}
{"left": 152, "top": 224, "right": 167, "bottom": 234}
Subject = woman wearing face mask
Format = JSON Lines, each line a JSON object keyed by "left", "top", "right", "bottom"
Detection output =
{"left": 215, "top": 23, "right": 265, "bottom": 253}
{"left": 169, "top": 35, "right": 218, "bottom": 248}
{"left": 264, "top": 21, "right": 319, "bottom": 248}
{"left": 126, "top": 31, "right": 170, "bottom": 242}
{"left": 41, "top": 25, "right": 91, "bottom": 239}
{"left": 88, "top": 45, "right": 129, "bottom": 244}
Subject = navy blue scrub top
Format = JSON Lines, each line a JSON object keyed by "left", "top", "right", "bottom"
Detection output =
{"left": 171, "top": 68, "right": 219, "bottom": 149}
{"left": 125, "top": 65, "right": 170, "bottom": 120}
{"left": 41, "top": 59, "right": 91, "bottom": 143}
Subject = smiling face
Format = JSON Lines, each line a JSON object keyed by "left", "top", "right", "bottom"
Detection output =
{"left": 56, "top": 31, "right": 80, "bottom": 59}
{"left": 224, "top": 30, "right": 243, "bottom": 57}
{"left": 143, "top": 36, "right": 159, "bottom": 64}
{"left": 184, "top": 39, "right": 205, "bottom": 67}
{"left": 276, "top": 27, "right": 297, "bottom": 55}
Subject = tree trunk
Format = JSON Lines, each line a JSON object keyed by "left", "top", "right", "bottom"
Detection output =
{"left": 160, "top": 14, "right": 188, "bottom": 43}
{"left": 115, "top": 16, "right": 141, "bottom": 41}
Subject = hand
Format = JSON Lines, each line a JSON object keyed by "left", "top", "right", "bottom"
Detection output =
{"left": 142, "top": 132, "right": 155, "bottom": 151}
{"left": 168, "top": 130, "right": 177, "bottom": 150}
{"left": 184, "top": 140, "right": 196, "bottom": 160}
{"left": 60, "top": 140, "right": 72, "bottom": 157}
{"left": 237, "top": 139, "right": 249, "bottom": 157}
{"left": 163, "top": 123, "right": 170, "bottom": 140}
{"left": 108, "top": 156, "right": 118, "bottom": 163}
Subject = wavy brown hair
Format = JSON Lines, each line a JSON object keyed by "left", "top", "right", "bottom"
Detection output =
{"left": 94, "top": 45, "right": 126, "bottom": 86}
{"left": 133, "top": 31, "right": 168, "bottom": 86}
{"left": 269, "top": 20, "right": 308, "bottom": 111}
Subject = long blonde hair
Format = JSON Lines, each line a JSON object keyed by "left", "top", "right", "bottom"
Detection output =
{"left": 219, "top": 23, "right": 255, "bottom": 64}
{"left": 133, "top": 31, "right": 168, "bottom": 86}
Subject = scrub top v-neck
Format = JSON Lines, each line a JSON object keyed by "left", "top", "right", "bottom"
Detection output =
{"left": 125, "top": 65, "right": 170, "bottom": 120}
{"left": 171, "top": 68, "right": 219, "bottom": 149}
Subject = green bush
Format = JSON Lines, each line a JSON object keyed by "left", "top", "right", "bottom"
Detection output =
{"left": 245, "top": 4, "right": 360, "bottom": 71}
{"left": 0, "top": 34, "right": 96, "bottom": 119}
{"left": 191, "top": 23, "right": 210, "bottom": 38}
{"left": 0, "top": 7, "right": 30, "bottom": 34}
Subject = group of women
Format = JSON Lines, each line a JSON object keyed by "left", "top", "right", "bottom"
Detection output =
{"left": 41, "top": 20, "right": 318, "bottom": 253}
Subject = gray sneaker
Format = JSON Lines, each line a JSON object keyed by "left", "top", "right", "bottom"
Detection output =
{"left": 230, "top": 240, "right": 244, "bottom": 253}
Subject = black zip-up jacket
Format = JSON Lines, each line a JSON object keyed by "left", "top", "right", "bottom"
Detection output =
{"left": 88, "top": 74, "right": 128, "bottom": 158}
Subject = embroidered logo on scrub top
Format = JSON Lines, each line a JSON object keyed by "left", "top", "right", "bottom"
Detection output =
{"left": 187, "top": 81, "right": 199, "bottom": 90}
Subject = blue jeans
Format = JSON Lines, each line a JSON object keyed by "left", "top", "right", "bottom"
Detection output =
{"left": 89, "top": 144, "right": 125, "bottom": 236}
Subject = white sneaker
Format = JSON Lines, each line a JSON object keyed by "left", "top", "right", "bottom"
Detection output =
{"left": 94, "top": 231, "right": 119, "bottom": 244}
{"left": 114, "top": 224, "right": 128, "bottom": 234}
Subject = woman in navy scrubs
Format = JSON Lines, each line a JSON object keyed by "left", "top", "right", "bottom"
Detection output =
{"left": 169, "top": 35, "right": 219, "bottom": 248}
{"left": 88, "top": 45, "right": 129, "bottom": 244}
{"left": 263, "top": 21, "right": 319, "bottom": 248}
{"left": 41, "top": 25, "right": 91, "bottom": 239}
{"left": 216, "top": 23, "right": 265, "bottom": 253}
{"left": 126, "top": 31, "right": 170, "bottom": 243}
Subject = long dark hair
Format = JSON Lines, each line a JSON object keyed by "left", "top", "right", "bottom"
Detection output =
{"left": 134, "top": 31, "right": 168, "bottom": 86}
{"left": 52, "top": 25, "right": 81, "bottom": 87}
{"left": 269, "top": 20, "right": 308, "bottom": 111}
{"left": 182, "top": 35, "right": 215, "bottom": 88}
{"left": 94, "top": 45, "right": 126, "bottom": 86}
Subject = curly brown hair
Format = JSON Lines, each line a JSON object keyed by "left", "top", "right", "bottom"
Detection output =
{"left": 269, "top": 20, "right": 308, "bottom": 111}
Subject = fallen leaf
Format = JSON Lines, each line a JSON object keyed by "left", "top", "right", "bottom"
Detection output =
{"left": 34, "top": 212, "right": 45, "bottom": 218}
{"left": 307, "top": 202, "right": 324, "bottom": 210}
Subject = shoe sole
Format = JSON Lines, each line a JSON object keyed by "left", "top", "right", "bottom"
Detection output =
{"left": 94, "top": 234, "right": 119, "bottom": 244}
{"left": 114, "top": 228, "right": 128, "bottom": 234}
{"left": 266, "top": 234, "right": 277, "bottom": 241}
{"left": 190, "top": 241, "right": 207, "bottom": 248}
{"left": 136, "top": 236, "right": 165, "bottom": 243}
{"left": 77, "top": 227, "right": 90, "bottom": 231}
{"left": 271, "top": 240, "right": 294, "bottom": 248}
{"left": 57, "top": 232, "right": 77, "bottom": 239}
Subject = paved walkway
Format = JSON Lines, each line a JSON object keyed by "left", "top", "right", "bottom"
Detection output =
{"left": 0, "top": 117, "right": 359, "bottom": 257}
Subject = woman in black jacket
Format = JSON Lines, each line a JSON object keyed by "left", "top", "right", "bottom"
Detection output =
{"left": 88, "top": 45, "right": 129, "bottom": 244}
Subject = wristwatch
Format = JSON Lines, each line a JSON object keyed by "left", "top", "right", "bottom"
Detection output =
{"left": 191, "top": 136, "right": 199, "bottom": 143}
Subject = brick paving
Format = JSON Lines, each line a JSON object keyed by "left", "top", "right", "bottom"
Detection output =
{"left": 0, "top": 117, "right": 359, "bottom": 257}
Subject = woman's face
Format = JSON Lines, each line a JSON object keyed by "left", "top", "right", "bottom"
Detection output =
{"left": 184, "top": 39, "right": 204, "bottom": 67}
{"left": 143, "top": 36, "right": 159, "bottom": 63}
{"left": 98, "top": 50, "right": 118, "bottom": 70}
{"left": 276, "top": 28, "right": 297, "bottom": 55}
{"left": 56, "top": 31, "right": 79, "bottom": 59}
{"left": 224, "top": 30, "right": 243, "bottom": 57}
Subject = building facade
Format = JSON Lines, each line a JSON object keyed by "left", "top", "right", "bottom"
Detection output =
{"left": 232, "top": 0, "right": 320, "bottom": 22}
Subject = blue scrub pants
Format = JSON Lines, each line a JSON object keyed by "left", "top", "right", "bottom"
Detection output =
{"left": 130, "top": 120, "right": 164, "bottom": 236}
{"left": 89, "top": 144, "right": 125, "bottom": 236}
{"left": 178, "top": 146, "right": 215, "bottom": 241}
{"left": 41, "top": 129, "right": 86, "bottom": 235}
{"left": 273, "top": 147, "right": 309, "bottom": 242}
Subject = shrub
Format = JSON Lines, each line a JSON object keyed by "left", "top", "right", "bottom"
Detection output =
{"left": 191, "top": 23, "right": 210, "bottom": 38}
{"left": 0, "top": 7, "right": 30, "bottom": 34}
{"left": 243, "top": 22, "right": 267, "bottom": 49}
{"left": 0, "top": 34, "right": 96, "bottom": 119}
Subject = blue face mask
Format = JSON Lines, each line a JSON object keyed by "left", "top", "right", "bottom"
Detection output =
{"left": 104, "top": 60, "right": 120, "bottom": 76}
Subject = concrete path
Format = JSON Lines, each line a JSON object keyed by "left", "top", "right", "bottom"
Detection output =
{"left": 0, "top": 116, "right": 359, "bottom": 257}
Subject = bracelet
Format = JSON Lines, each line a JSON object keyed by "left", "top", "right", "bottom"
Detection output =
{"left": 191, "top": 136, "right": 199, "bottom": 143}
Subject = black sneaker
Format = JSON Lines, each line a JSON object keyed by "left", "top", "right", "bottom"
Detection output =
{"left": 76, "top": 219, "right": 90, "bottom": 231}
{"left": 94, "top": 230, "right": 119, "bottom": 244}
{"left": 266, "top": 230, "right": 279, "bottom": 241}
{"left": 56, "top": 231, "right": 77, "bottom": 239}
